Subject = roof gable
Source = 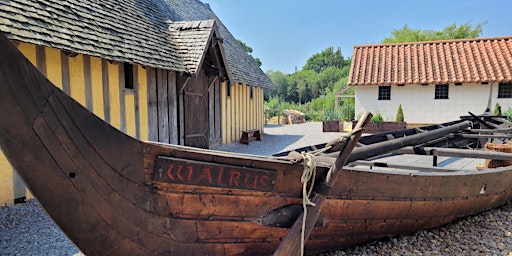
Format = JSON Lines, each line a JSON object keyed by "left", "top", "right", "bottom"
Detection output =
{"left": 349, "top": 37, "right": 512, "bottom": 86}
{"left": 168, "top": 19, "right": 216, "bottom": 74}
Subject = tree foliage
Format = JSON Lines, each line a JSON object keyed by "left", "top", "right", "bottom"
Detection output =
{"left": 302, "top": 47, "right": 346, "bottom": 73}
{"left": 382, "top": 23, "right": 483, "bottom": 44}
{"left": 237, "top": 39, "right": 262, "bottom": 67}
{"left": 264, "top": 22, "right": 484, "bottom": 122}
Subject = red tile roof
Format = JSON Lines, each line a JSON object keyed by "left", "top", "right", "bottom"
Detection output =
{"left": 348, "top": 37, "right": 512, "bottom": 86}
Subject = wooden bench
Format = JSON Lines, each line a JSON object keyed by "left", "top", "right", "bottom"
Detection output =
{"left": 240, "top": 129, "right": 261, "bottom": 145}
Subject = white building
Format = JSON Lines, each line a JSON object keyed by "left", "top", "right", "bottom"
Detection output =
{"left": 347, "top": 37, "right": 512, "bottom": 124}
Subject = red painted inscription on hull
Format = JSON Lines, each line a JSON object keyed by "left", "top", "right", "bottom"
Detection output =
{"left": 153, "top": 156, "right": 277, "bottom": 192}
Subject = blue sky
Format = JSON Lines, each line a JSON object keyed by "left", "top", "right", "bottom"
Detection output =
{"left": 206, "top": 0, "right": 511, "bottom": 74}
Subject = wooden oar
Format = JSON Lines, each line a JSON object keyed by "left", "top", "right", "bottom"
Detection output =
{"left": 469, "top": 112, "right": 500, "bottom": 129}
{"left": 273, "top": 112, "right": 372, "bottom": 256}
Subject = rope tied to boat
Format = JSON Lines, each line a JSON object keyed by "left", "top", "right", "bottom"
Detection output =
{"left": 300, "top": 151, "right": 317, "bottom": 256}
{"left": 298, "top": 131, "right": 358, "bottom": 255}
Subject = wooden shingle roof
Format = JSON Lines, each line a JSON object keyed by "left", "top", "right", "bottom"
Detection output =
{"left": 348, "top": 37, "right": 512, "bottom": 86}
{"left": 168, "top": 20, "right": 217, "bottom": 75}
{"left": 0, "top": 0, "right": 275, "bottom": 89}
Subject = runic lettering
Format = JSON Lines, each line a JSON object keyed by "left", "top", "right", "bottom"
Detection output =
{"left": 154, "top": 157, "right": 276, "bottom": 192}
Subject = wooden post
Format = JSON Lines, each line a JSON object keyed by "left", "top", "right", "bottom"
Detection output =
{"left": 277, "top": 105, "right": 281, "bottom": 125}
{"left": 273, "top": 112, "right": 372, "bottom": 256}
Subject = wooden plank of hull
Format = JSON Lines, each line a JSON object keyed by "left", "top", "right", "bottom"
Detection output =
{"left": 161, "top": 193, "right": 301, "bottom": 220}
{"left": 327, "top": 166, "right": 512, "bottom": 200}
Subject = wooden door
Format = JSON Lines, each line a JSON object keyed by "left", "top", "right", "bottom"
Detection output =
{"left": 182, "top": 71, "right": 209, "bottom": 148}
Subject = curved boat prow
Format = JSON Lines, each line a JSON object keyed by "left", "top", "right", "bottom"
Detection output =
{"left": 0, "top": 33, "right": 155, "bottom": 254}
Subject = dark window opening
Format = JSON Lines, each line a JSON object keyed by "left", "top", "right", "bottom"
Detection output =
{"left": 378, "top": 86, "right": 391, "bottom": 100}
{"left": 498, "top": 82, "right": 512, "bottom": 98}
{"left": 250, "top": 85, "right": 254, "bottom": 99}
{"left": 227, "top": 83, "right": 231, "bottom": 97}
{"left": 435, "top": 84, "right": 449, "bottom": 99}
{"left": 124, "top": 63, "right": 134, "bottom": 90}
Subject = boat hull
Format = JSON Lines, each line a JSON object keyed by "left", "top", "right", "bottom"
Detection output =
{"left": 1, "top": 33, "right": 512, "bottom": 255}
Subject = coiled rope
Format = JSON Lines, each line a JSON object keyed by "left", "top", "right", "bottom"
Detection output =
{"left": 300, "top": 152, "right": 316, "bottom": 256}
{"left": 298, "top": 132, "right": 356, "bottom": 255}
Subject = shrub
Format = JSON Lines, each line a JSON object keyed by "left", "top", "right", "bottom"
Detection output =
{"left": 494, "top": 103, "right": 501, "bottom": 115}
{"left": 395, "top": 104, "right": 404, "bottom": 122}
{"left": 503, "top": 107, "right": 512, "bottom": 121}
{"left": 371, "top": 113, "right": 384, "bottom": 122}
{"left": 322, "top": 110, "right": 343, "bottom": 121}
{"left": 340, "top": 103, "right": 355, "bottom": 121}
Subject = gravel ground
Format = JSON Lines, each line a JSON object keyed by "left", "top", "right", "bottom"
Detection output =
{"left": 0, "top": 200, "right": 79, "bottom": 255}
{"left": 211, "top": 122, "right": 347, "bottom": 156}
{"left": 1, "top": 122, "right": 512, "bottom": 255}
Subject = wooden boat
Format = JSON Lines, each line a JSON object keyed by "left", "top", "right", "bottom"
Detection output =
{"left": 2, "top": 32, "right": 512, "bottom": 256}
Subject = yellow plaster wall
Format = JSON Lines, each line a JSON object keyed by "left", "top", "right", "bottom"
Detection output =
{"left": 220, "top": 82, "right": 265, "bottom": 144}
{"left": 257, "top": 87, "right": 264, "bottom": 131}
{"left": 234, "top": 83, "right": 240, "bottom": 141}
{"left": 17, "top": 43, "right": 36, "bottom": 66}
{"left": 241, "top": 84, "right": 245, "bottom": 132}
{"left": 221, "top": 82, "right": 228, "bottom": 144}
{"left": 230, "top": 84, "right": 235, "bottom": 142}
{"left": 44, "top": 47, "right": 63, "bottom": 89}
{"left": 90, "top": 56, "right": 104, "bottom": 119}
{"left": 68, "top": 54, "right": 86, "bottom": 106}
{"left": 125, "top": 92, "right": 136, "bottom": 137}
{"left": 138, "top": 66, "right": 148, "bottom": 141}
{"left": 108, "top": 63, "right": 121, "bottom": 130}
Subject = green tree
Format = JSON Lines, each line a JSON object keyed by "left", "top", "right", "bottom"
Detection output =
{"left": 396, "top": 104, "right": 404, "bottom": 122}
{"left": 288, "top": 70, "right": 316, "bottom": 103}
{"left": 237, "top": 39, "right": 262, "bottom": 67}
{"left": 266, "top": 70, "right": 288, "bottom": 100}
{"left": 315, "top": 66, "right": 345, "bottom": 95}
{"left": 302, "top": 46, "right": 345, "bottom": 73}
{"left": 382, "top": 23, "right": 483, "bottom": 44}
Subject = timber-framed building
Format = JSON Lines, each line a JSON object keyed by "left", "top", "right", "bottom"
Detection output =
{"left": 0, "top": 0, "right": 275, "bottom": 205}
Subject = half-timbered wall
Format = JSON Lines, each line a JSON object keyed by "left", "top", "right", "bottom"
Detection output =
{"left": 0, "top": 42, "right": 267, "bottom": 205}
{"left": 221, "top": 82, "right": 264, "bottom": 144}
{"left": 0, "top": 42, "right": 149, "bottom": 205}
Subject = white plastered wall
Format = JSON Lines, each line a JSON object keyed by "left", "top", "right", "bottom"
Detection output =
{"left": 355, "top": 82, "right": 512, "bottom": 124}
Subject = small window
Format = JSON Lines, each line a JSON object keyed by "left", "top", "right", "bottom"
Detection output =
{"left": 227, "top": 83, "right": 231, "bottom": 97}
{"left": 498, "top": 83, "right": 512, "bottom": 98}
{"left": 435, "top": 84, "right": 449, "bottom": 99}
{"left": 378, "top": 86, "right": 391, "bottom": 100}
{"left": 250, "top": 85, "right": 254, "bottom": 99}
{"left": 124, "top": 63, "right": 134, "bottom": 90}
